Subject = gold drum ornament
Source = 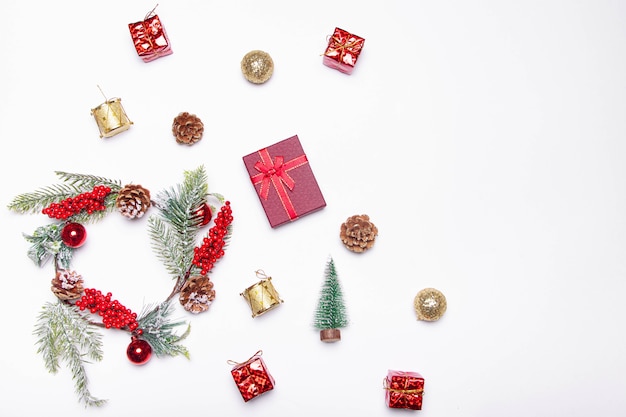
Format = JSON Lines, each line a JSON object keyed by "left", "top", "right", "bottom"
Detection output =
{"left": 240, "top": 271, "right": 283, "bottom": 318}
{"left": 91, "top": 97, "right": 133, "bottom": 138}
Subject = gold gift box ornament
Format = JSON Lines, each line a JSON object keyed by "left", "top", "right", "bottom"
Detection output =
{"left": 241, "top": 270, "right": 284, "bottom": 318}
{"left": 90, "top": 87, "right": 133, "bottom": 138}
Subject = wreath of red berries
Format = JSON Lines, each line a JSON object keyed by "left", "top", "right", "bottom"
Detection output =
{"left": 8, "top": 166, "right": 233, "bottom": 407}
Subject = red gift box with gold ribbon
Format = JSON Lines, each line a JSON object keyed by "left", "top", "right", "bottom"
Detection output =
{"left": 229, "top": 351, "right": 275, "bottom": 402}
{"left": 243, "top": 135, "right": 326, "bottom": 228}
{"left": 323, "top": 27, "right": 365, "bottom": 74}
{"left": 384, "top": 370, "right": 425, "bottom": 410}
{"left": 128, "top": 11, "right": 172, "bottom": 62}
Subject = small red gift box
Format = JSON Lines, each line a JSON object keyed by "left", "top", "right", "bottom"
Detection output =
{"left": 243, "top": 135, "right": 326, "bottom": 228}
{"left": 323, "top": 27, "right": 365, "bottom": 74}
{"left": 384, "top": 370, "right": 425, "bottom": 410}
{"left": 230, "top": 351, "right": 275, "bottom": 402}
{"left": 128, "top": 12, "right": 172, "bottom": 62}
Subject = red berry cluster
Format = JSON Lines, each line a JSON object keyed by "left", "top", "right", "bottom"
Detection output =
{"left": 192, "top": 201, "right": 233, "bottom": 275}
{"left": 75, "top": 288, "right": 139, "bottom": 331}
{"left": 42, "top": 185, "right": 112, "bottom": 219}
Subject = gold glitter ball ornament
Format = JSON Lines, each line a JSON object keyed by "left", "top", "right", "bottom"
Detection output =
{"left": 414, "top": 288, "right": 447, "bottom": 321}
{"left": 241, "top": 50, "right": 274, "bottom": 84}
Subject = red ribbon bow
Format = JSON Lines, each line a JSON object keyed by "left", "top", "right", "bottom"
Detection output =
{"left": 250, "top": 148, "right": 308, "bottom": 221}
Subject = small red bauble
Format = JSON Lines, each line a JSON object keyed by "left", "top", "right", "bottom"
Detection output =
{"left": 127, "top": 338, "right": 152, "bottom": 365}
{"left": 195, "top": 203, "right": 213, "bottom": 226}
{"left": 61, "top": 222, "right": 87, "bottom": 248}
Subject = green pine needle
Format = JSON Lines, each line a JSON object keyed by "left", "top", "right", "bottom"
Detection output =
{"left": 137, "top": 300, "right": 190, "bottom": 358}
{"left": 209, "top": 192, "right": 225, "bottom": 204}
{"left": 34, "top": 301, "right": 106, "bottom": 407}
{"left": 7, "top": 172, "right": 122, "bottom": 215}
{"left": 8, "top": 183, "right": 83, "bottom": 214}
{"left": 149, "top": 166, "right": 209, "bottom": 280}
{"left": 148, "top": 216, "right": 188, "bottom": 279}
{"left": 24, "top": 224, "right": 74, "bottom": 268}
{"left": 53, "top": 171, "right": 122, "bottom": 191}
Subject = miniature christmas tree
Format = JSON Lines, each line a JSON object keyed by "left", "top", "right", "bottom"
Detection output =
{"left": 313, "top": 257, "right": 349, "bottom": 342}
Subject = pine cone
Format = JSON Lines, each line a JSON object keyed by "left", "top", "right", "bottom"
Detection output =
{"left": 179, "top": 275, "right": 215, "bottom": 314}
{"left": 340, "top": 214, "right": 378, "bottom": 253}
{"left": 51, "top": 269, "right": 84, "bottom": 300}
{"left": 115, "top": 184, "right": 151, "bottom": 219}
{"left": 172, "top": 112, "right": 204, "bottom": 145}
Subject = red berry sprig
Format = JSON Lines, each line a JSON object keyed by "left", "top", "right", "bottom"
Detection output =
{"left": 192, "top": 201, "right": 233, "bottom": 275}
{"left": 42, "top": 185, "right": 112, "bottom": 219}
{"left": 75, "top": 288, "right": 139, "bottom": 331}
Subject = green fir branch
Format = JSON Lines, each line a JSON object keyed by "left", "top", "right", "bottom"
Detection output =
{"left": 24, "top": 224, "right": 74, "bottom": 268}
{"left": 147, "top": 216, "right": 186, "bottom": 279}
{"left": 54, "top": 171, "right": 123, "bottom": 192}
{"left": 8, "top": 172, "right": 122, "bottom": 223}
{"left": 208, "top": 192, "right": 225, "bottom": 205}
{"left": 7, "top": 173, "right": 122, "bottom": 215}
{"left": 149, "top": 166, "right": 209, "bottom": 280}
{"left": 137, "top": 300, "right": 190, "bottom": 358}
{"left": 34, "top": 301, "right": 106, "bottom": 407}
{"left": 8, "top": 183, "right": 82, "bottom": 214}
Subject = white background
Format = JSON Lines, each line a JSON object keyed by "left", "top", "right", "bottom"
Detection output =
{"left": 1, "top": 1, "right": 625, "bottom": 416}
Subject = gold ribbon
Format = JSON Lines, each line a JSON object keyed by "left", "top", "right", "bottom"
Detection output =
{"left": 323, "top": 33, "right": 362, "bottom": 59}
{"left": 328, "top": 36, "right": 359, "bottom": 54}
{"left": 382, "top": 377, "right": 424, "bottom": 395}
{"left": 227, "top": 350, "right": 263, "bottom": 367}
{"left": 144, "top": 3, "right": 159, "bottom": 20}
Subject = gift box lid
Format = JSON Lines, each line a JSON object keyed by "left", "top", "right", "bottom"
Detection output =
{"left": 242, "top": 135, "right": 326, "bottom": 228}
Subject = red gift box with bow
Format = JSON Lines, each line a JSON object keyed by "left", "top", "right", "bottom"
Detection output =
{"left": 384, "top": 370, "right": 425, "bottom": 410}
{"left": 230, "top": 351, "right": 275, "bottom": 402}
{"left": 243, "top": 135, "right": 326, "bottom": 228}
{"left": 323, "top": 27, "right": 365, "bottom": 74}
{"left": 128, "top": 12, "right": 172, "bottom": 62}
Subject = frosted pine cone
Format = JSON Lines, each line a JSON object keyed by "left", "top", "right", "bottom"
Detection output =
{"left": 51, "top": 269, "right": 84, "bottom": 300}
{"left": 340, "top": 214, "right": 378, "bottom": 253}
{"left": 115, "top": 184, "right": 151, "bottom": 219}
{"left": 179, "top": 275, "right": 215, "bottom": 314}
{"left": 172, "top": 112, "right": 204, "bottom": 145}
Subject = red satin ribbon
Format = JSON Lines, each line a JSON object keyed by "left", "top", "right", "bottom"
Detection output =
{"left": 251, "top": 148, "right": 309, "bottom": 220}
